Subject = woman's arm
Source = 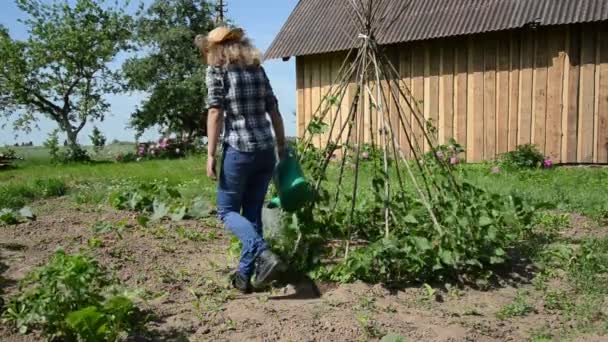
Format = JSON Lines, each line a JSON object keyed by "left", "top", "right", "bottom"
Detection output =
{"left": 206, "top": 107, "right": 224, "bottom": 179}
{"left": 261, "top": 67, "right": 286, "bottom": 158}
{"left": 205, "top": 65, "right": 225, "bottom": 180}
{"left": 269, "top": 108, "right": 286, "bottom": 158}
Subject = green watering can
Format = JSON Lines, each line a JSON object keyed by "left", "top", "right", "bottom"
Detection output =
{"left": 269, "top": 147, "right": 314, "bottom": 212}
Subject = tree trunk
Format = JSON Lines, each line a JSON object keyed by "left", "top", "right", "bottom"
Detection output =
{"left": 66, "top": 129, "right": 79, "bottom": 149}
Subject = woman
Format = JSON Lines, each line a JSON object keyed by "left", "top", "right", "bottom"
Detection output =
{"left": 195, "top": 26, "right": 287, "bottom": 293}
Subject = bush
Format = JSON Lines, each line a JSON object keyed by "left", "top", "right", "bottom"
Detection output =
{"left": 498, "top": 144, "right": 549, "bottom": 169}
{"left": 1, "top": 250, "right": 141, "bottom": 341}
{"left": 424, "top": 138, "right": 465, "bottom": 165}
{"left": 44, "top": 130, "right": 90, "bottom": 164}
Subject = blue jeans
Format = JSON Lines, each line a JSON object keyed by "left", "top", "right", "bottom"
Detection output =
{"left": 217, "top": 145, "right": 277, "bottom": 278}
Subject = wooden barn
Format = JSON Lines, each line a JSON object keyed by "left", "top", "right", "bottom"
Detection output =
{"left": 265, "top": 0, "right": 608, "bottom": 163}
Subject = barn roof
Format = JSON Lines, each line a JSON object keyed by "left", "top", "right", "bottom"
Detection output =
{"left": 265, "top": 0, "right": 608, "bottom": 60}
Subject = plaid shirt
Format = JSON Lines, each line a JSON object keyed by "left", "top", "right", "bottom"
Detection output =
{"left": 206, "top": 64, "right": 278, "bottom": 152}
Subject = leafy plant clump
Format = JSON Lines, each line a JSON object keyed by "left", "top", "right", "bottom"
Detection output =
{"left": 269, "top": 144, "right": 537, "bottom": 286}
{"left": 1, "top": 250, "right": 142, "bottom": 341}
{"left": 0, "top": 207, "right": 35, "bottom": 225}
{"left": 498, "top": 144, "right": 551, "bottom": 170}
{"left": 44, "top": 130, "right": 91, "bottom": 164}
{"left": 109, "top": 181, "right": 212, "bottom": 222}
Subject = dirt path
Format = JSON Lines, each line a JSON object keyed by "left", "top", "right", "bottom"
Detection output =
{"left": 0, "top": 198, "right": 605, "bottom": 341}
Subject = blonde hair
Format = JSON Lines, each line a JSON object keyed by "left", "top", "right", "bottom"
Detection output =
{"left": 195, "top": 34, "right": 261, "bottom": 67}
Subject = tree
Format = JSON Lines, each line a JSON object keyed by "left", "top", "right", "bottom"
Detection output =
{"left": 89, "top": 126, "right": 106, "bottom": 152}
{"left": 0, "top": 0, "right": 132, "bottom": 155}
{"left": 123, "top": 0, "right": 216, "bottom": 142}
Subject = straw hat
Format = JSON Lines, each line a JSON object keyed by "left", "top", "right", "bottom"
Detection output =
{"left": 195, "top": 26, "right": 244, "bottom": 51}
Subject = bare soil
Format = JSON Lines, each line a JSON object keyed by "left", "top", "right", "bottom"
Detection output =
{"left": 0, "top": 198, "right": 606, "bottom": 341}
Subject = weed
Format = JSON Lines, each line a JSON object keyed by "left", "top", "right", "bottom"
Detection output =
{"left": 87, "top": 237, "right": 104, "bottom": 248}
{"left": 543, "top": 290, "right": 574, "bottom": 312}
{"left": 535, "top": 212, "right": 570, "bottom": 236}
{"left": 175, "top": 227, "right": 206, "bottom": 242}
{"left": 354, "top": 296, "right": 376, "bottom": 311}
{"left": 92, "top": 221, "right": 126, "bottom": 240}
{"left": 496, "top": 291, "right": 535, "bottom": 320}
{"left": 356, "top": 312, "right": 383, "bottom": 338}
{"left": 529, "top": 327, "right": 553, "bottom": 342}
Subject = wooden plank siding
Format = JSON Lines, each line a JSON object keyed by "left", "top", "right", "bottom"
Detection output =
{"left": 295, "top": 24, "right": 608, "bottom": 163}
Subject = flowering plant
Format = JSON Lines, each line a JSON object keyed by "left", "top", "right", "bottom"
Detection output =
{"left": 114, "top": 137, "right": 187, "bottom": 163}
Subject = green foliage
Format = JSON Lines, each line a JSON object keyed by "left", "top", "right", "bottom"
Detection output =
{"left": 0, "top": 0, "right": 133, "bottom": 153}
{"left": 44, "top": 130, "right": 61, "bottom": 163}
{"left": 1, "top": 249, "right": 141, "bottom": 340}
{"left": 0, "top": 177, "right": 66, "bottom": 209}
{"left": 496, "top": 291, "right": 535, "bottom": 319}
{"left": 123, "top": 0, "right": 215, "bottom": 140}
{"left": 423, "top": 138, "right": 465, "bottom": 165}
{"left": 109, "top": 180, "right": 212, "bottom": 222}
{"left": 323, "top": 179, "right": 536, "bottom": 284}
{"left": 44, "top": 130, "right": 90, "bottom": 163}
{"left": 90, "top": 127, "right": 107, "bottom": 153}
{"left": 498, "top": 144, "right": 547, "bottom": 169}
{"left": 0, "top": 206, "right": 35, "bottom": 225}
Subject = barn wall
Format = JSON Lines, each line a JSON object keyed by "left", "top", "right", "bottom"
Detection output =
{"left": 295, "top": 23, "right": 608, "bottom": 163}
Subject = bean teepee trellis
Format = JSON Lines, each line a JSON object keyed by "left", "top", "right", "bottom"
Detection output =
{"left": 297, "top": 0, "right": 463, "bottom": 258}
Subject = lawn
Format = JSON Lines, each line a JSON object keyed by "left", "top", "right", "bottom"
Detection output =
{"left": 1, "top": 146, "right": 607, "bottom": 341}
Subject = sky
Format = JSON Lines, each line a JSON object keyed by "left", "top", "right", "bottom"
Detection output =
{"left": 0, "top": 0, "right": 300, "bottom": 145}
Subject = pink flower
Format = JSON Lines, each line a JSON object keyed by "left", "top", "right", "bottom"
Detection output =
{"left": 450, "top": 156, "right": 459, "bottom": 165}
{"left": 491, "top": 165, "right": 501, "bottom": 174}
{"left": 543, "top": 159, "right": 553, "bottom": 168}
{"left": 158, "top": 137, "right": 169, "bottom": 149}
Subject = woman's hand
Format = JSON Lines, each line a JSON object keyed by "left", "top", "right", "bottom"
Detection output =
{"left": 207, "top": 156, "right": 217, "bottom": 180}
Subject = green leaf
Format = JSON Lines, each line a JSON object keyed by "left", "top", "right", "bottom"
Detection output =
{"left": 479, "top": 216, "right": 493, "bottom": 227}
{"left": 169, "top": 206, "right": 187, "bottom": 221}
{"left": 136, "top": 214, "right": 150, "bottom": 227}
{"left": 403, "top": 214, "right": 419, "bottom": 224}
{"left": 413, "top": 237, "right": 431, "bottom": 251}
{"left": 151, "top": 200, "right": 169, "bottom": 221}
{"left": 439, "top": 250, "right": 455, "bottom": 265}
{"left": 18, "top": 206, "right": 35, "bottom": 220}
{"left": 490, "top": 256, "right": 505, "bottom": 264}
{"left": 486, "top": 226, "right": 497, "bottom": 240}
{"left": 188, "top": 197, "right": 211, "bottom": 219}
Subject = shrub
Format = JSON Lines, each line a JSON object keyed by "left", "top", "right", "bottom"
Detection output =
{"left": 424, "top": 138, "right": 466, "bottom": 165}
{"left": 1, "top": 250, "right": 141, "bottom": 341}
{"left": 498, "top": 144, "right": 549, "bottom": 169}
{"left": 44, "top": 130, "right": 90, "bottom": 164}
